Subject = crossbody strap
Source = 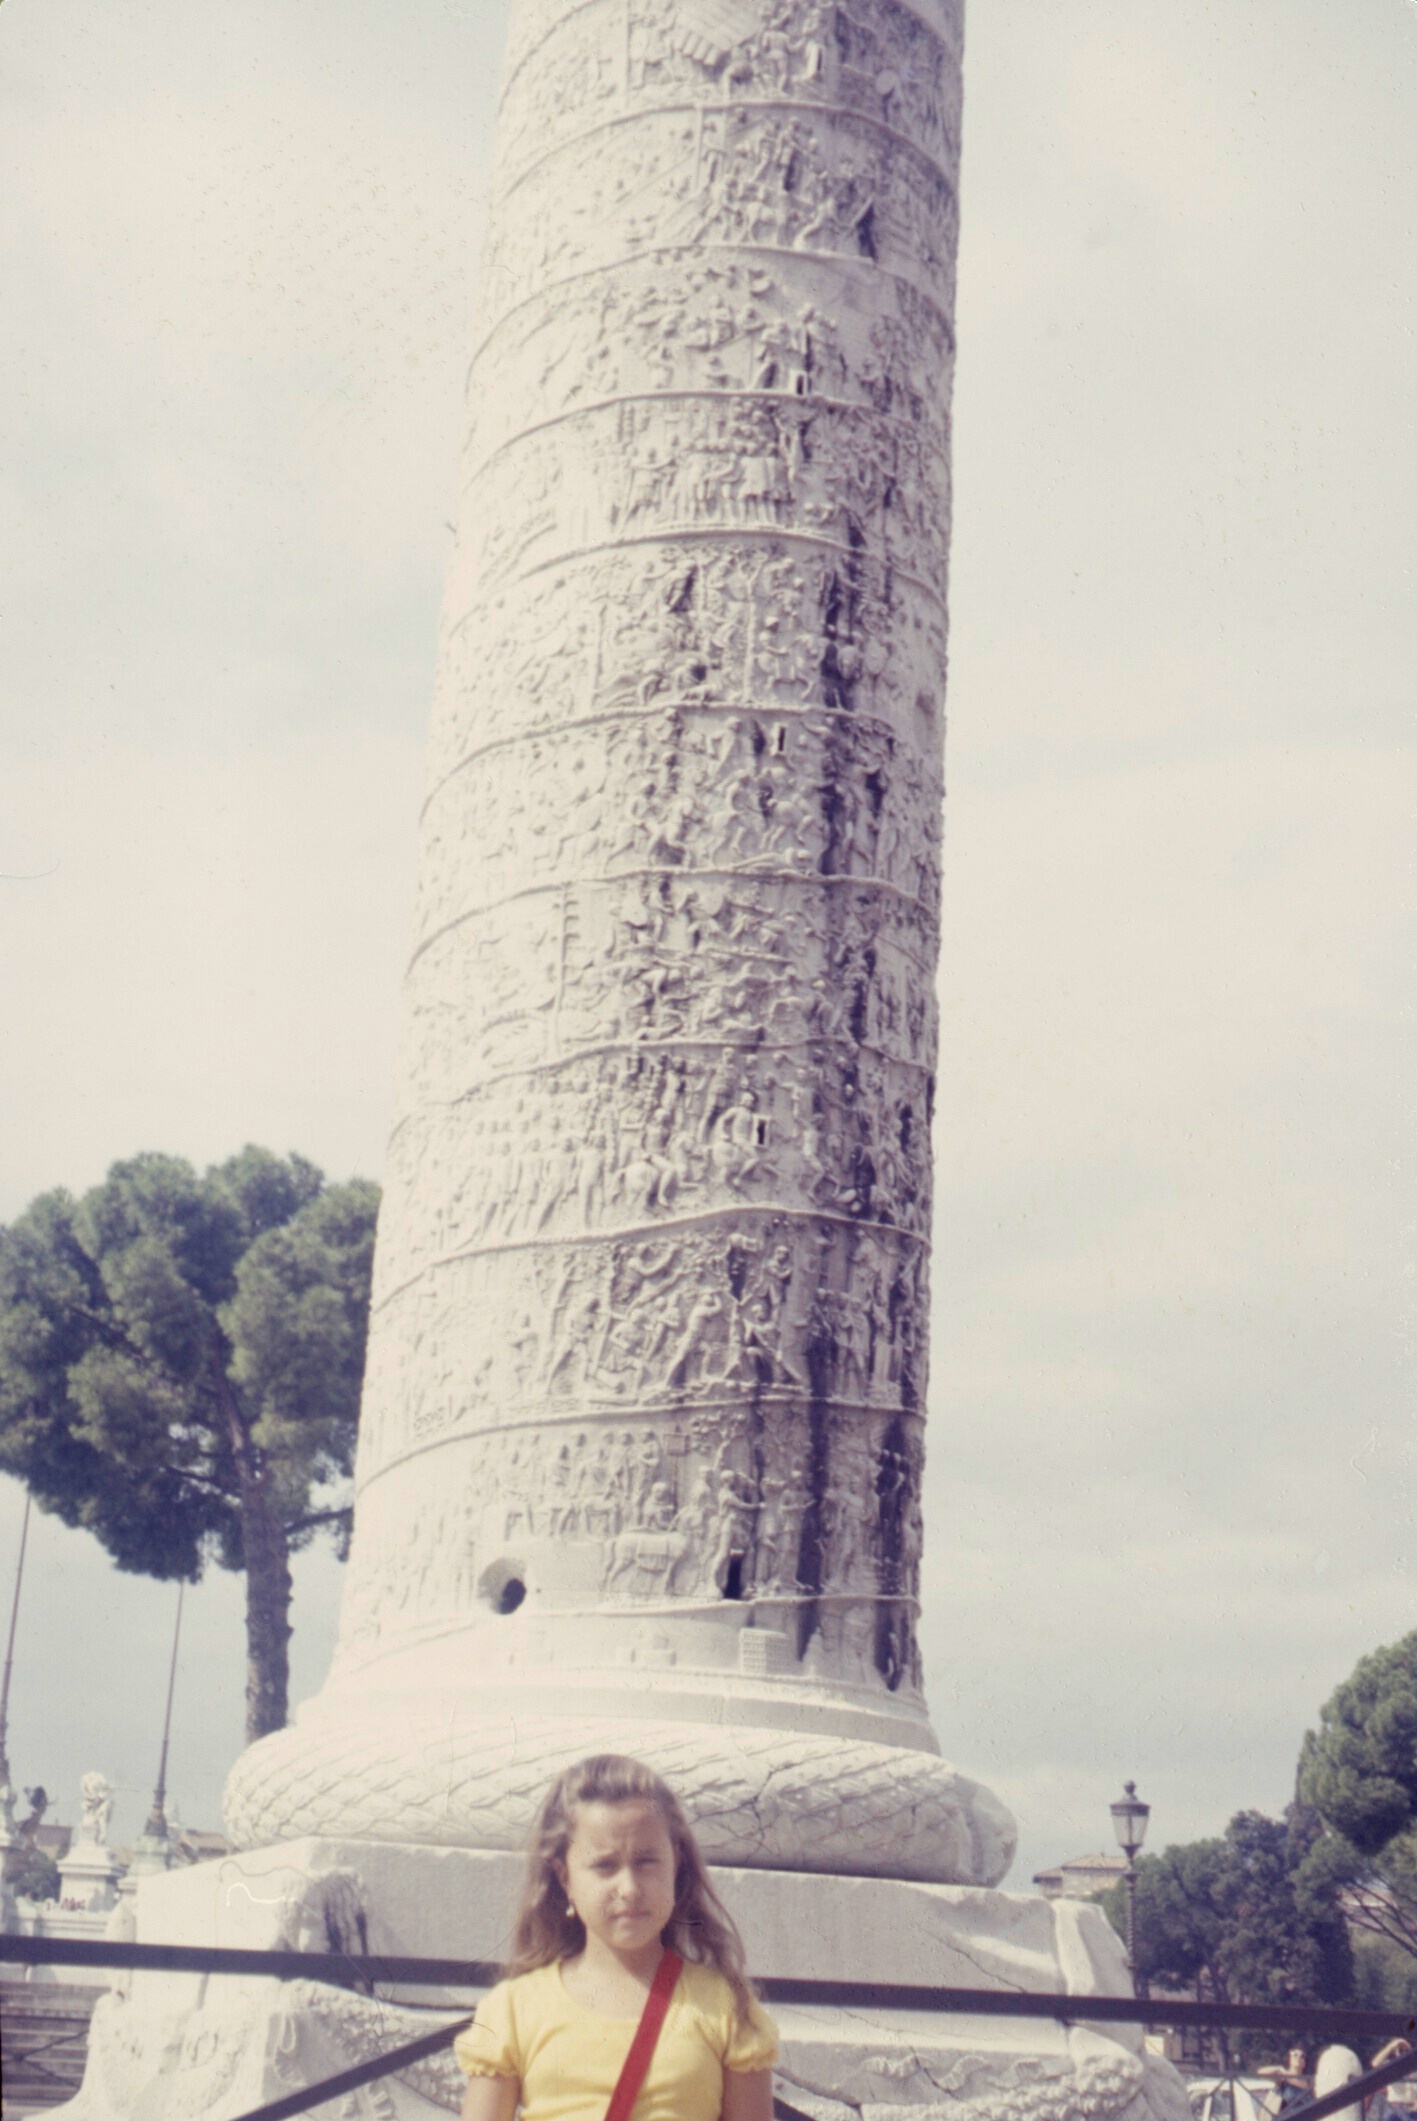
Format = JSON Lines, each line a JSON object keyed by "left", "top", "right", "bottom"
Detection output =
{"left": 603, "top": 1950, "right": 684, "bottom": 2121}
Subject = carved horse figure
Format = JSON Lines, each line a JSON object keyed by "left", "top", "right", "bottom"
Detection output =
{"left": 601, "top": 1527, "right": 695, "bottom": 1597}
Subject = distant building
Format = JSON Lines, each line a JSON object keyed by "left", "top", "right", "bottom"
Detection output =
{"left": 172, "top": 1829, "right": 229, "bottom": 1866}
{"left": 108, "top": 1828, "right": 231, "bottom": 1870}
{"left": 1032, "top": 1851, "right": 1128, "bottom": 1900}
{"left": 1031, "top": 1854, "right": 1205, "bottom": 2068}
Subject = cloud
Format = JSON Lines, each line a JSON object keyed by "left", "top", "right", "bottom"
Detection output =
{"left": 2, "top": 0, "right": 501, "bottom": 768}
{"left": 0, "top": 732, "right": 422, "bottom": 1215}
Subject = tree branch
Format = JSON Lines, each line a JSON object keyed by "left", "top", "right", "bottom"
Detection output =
{"left": 161, "top": 1466, "right": 229, "bottom": 1497}
{"left": 56, "top": 1296, "right": 165, "bottom": 1370}
{"left": 1346, "top": 1889, "right": 1417, "bottom": 1958}
{"left": 283, "top": 1505, "right": 353, "bottom": 1536}
{"left": 53, "top": 1295, "right": 224, "bottom": 1418}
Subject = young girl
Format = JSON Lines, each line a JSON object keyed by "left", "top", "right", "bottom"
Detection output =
{"left": 456, "top": 1754, "right": 778, "bottom": 2121}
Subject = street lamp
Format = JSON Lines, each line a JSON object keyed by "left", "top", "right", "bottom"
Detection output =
{"left": 143, "top": 1583, "right": 185, "bottom": 1845}
{"left": 0, "top": 1494, "right": 32, "bottom": 1804}
{"left": 0, "top": 1494, "right": 33, "bottom": 1877}
{"left": 1110, "top": 1780, "right": 1150, "bottom": 1994}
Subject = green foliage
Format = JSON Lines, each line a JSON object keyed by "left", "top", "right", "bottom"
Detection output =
{"left": 1299, "top": 1634, "right": 1417, "bottom": 1960}
{"left": 1300, "top": 1635, "right": 1417, "bottom": 1856}
{"left": 0, "top": 1148, "right": 378, "bottom": 1729}
{"left": 6, "top": 1842, "right": 61, "bottom": 1904}
{"left": 225, "top": 1177, "right": 379, "bottom": 1560}
{"left": 1101, "top": 1807, "right": 1353, "bottom": 2067}
{"left": 1352, "top": 1931, "right": 1417, "bottom": 2014}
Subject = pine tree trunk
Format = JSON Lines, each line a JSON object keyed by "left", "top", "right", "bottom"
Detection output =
{"left": 213, "top": 1360, "right": 292, "bottom": 1742}
{"left": 240, "top": 1482, "right": 292, "bottom": 1742}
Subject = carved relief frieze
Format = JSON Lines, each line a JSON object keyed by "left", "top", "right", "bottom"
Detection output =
{"left": 479, "top": 97, "right": 957, "bottom": 320}
{"left": 413, "top": 705, "right": 941, "bottom": 947}
{"left": 328, "top": 0, "right": 957, "bottom": 1739}
{"left": 360, "top": 1213, "right": 929, "bottom": 1468}
{"left": 375, "top": 1038, "right": 931, "bottom": 1283}
{"left": 454, "top": 393, "right": 946, "bottom": 602}
{"left": 339, "top": 1379, "right": 928, "bottom": 1688}
{"left": 427, "top": 539, "right": 947, "bottom": 791}
{"left": 462, "top": 249, "right": 952, "bottom": 475}
{"left": 558, "top": 870, "right": 939, "bottom": 1059}
{"left": 396, "top": 867, "right": 937, "bottom": 1102}
{"left": 214, "top": 0, "right": 1000, "bottom": 1884}
{"left": 493, "top": 0, "right": 960, "bottom": 195}
{"left": 334, "top": 1443, "right": 494, "bottom": 1659}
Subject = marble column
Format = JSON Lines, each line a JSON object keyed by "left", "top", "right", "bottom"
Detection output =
{"left": 58, "top": 13, "right": 1197, "bottom": 2119}
{"left": 225, "top": 0, "right": 1012, "bottom": 1889}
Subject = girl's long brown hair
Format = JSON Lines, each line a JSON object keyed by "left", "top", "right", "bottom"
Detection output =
{"left": 506, "top": 1754, "right": 757, "bottom": 2026}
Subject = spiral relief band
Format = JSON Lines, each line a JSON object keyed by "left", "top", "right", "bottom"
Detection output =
{"left": 222, "top": 0, "right": 1013, "bottom": 1886}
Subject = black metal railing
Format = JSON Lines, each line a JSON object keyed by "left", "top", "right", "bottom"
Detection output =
{"left": 3, "top": 1932, "right": 1414, "bottom": 2121}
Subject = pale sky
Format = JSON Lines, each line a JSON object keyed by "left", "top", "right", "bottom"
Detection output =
{"left": 2, "top": 0, "right": 1413, "bottom": 1896}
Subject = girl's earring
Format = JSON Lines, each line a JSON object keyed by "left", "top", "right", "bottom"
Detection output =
{"left": 566, "top": 1902, "right": 576, "bottom": 1919}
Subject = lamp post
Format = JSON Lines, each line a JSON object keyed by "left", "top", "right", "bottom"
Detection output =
{"left": 1110, "top": 1779, "right": 1150, "bottom": 1995}
{"left": 144, "top": 1582, "right": 185, "bottom": 1843}
{"left": 126, "top": 1583, "right": 186, "bottom": 1885}
{"left": 0, "top": 1494, "right": 33, "bottom": 1825}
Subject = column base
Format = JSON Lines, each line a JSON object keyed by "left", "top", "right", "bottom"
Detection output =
{"left": 222, "top": 1706, "right": 1016, "bottom": 1888}
{"left": 55, "top": 1842, "right": 1192, "bottom": 2121}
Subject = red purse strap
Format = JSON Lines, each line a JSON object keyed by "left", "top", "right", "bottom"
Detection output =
{"left": 603, "top": 1950, "right": 683, "bottom": 2121}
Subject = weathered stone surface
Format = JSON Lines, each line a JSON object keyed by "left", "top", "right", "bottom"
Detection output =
{"left": 51, "top": 7, "right": 1196, "bottom": 2118}
{"left": 62, "top": 1845, "right": 1193, "bottom": 2121}
{"left": 118, "top": 1838, "right": 1145, "bottom": 2003}
{"left": 224, "top": 1713, "right": 1014, "bottom": 1885}
{"left": 223, "top": 0, "right": 1007, "bottom": 1892}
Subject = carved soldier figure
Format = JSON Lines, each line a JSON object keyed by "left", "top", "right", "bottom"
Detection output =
{"left": 709, "top": 1462, "right": 760, "bottom": 1597}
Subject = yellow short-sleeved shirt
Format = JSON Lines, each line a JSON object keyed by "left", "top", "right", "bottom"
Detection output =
{"left": 453, "top": 1959, "right": 778, "bottom": 2121}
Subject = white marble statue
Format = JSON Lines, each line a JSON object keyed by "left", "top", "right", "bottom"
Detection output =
{"left": 79, "top": 1771, "right": 114, "bottom": 1848}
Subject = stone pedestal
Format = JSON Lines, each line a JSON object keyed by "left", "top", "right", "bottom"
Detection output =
{"left": 56, "top": 1839, "right": 124, "bottom": 1916}
{"left": 10, "top": 1898, "right": 125, "bottom": 1989}
{"left": 61, "top": 1845, "right": 1192, "bottom": 2121}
